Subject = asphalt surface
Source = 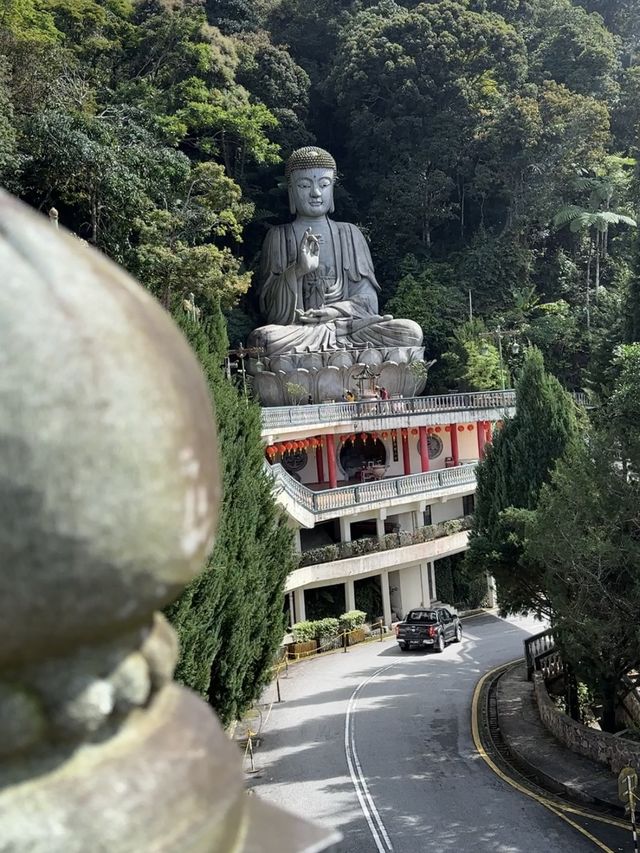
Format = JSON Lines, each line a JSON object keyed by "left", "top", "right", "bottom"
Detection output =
{"left": 248, "top": 613, "right": 602, "bottom": 852}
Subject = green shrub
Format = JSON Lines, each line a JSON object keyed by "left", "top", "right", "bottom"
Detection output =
{"left": 292, "top": 621, "right": 316, "bottom": 643}
{"left": 314, "top": 617, "right": 340, "bottom": 646}
{"left": 338, "top": 610, "right": 367, "bottom": 632}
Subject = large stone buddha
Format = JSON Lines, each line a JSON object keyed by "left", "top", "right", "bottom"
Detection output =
{"left": 248, "top": 147, "right": 427, "bottom": 405}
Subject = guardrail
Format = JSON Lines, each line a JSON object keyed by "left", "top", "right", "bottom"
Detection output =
{"left": 524, "top": 628, "right": 555, "bottom": 680}
{"left": 262, "top": 390, "right": 517, "bottom": 430}
{"left": 261, "top": 389, "right": 589, "bottom": 431}
{"left": 270, "top": 462, "right": 477, "bottom": 516}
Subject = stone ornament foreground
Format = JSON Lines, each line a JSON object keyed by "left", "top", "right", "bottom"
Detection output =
{"left": 0, "top": 192, "right": 336, "bottom": 852}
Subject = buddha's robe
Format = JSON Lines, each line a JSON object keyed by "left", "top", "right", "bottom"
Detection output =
{"left": 249, "top": 220, "right": 423, "bottom": 356}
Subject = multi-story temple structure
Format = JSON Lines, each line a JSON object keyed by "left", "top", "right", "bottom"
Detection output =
{"left": 249, "top": 147, "right": 512, "bottom": 625}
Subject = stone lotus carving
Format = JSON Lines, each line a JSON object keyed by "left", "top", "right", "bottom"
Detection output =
{"left": 247, "top": 146, "right": 428, "bottom": 405}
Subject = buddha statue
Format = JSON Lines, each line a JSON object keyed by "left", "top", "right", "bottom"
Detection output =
{"left": 248, "top": 147, "right": 423, "bottom": 357}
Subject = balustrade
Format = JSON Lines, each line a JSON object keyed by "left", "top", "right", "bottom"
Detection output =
{"left": 269, "top": 462, "right": 477, "bottom": 516}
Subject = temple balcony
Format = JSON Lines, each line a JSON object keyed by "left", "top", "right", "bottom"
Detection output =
{"left": 261, "top": 389, "right": 518, "bottom": 440}
{"left": 285, "top": 527, "right": 471, "bottom": 596}
{"left": 270, "top": 461, "right": 477, "bottom": 527}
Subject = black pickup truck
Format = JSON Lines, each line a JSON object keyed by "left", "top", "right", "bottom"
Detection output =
{"left": 396, "top": 606, "right": 462, "bottom": 652}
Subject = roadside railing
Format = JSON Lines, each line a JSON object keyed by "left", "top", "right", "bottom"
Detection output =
{"left": 524, "top": 628, "right": 555, "bottom": 680}
{"left": 269, "top": 462, "right": 477, "bottom": 516}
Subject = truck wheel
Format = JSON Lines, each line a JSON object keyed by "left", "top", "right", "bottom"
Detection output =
{"left": 436, "top": 633, "right": 445, "bottom": 653}
{"left": 454, "top": 624, "right": 462, "bottom": 643}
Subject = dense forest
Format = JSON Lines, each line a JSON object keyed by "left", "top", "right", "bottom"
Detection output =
{"left": 3, "top": 0, "right": 640, "bottom": 394}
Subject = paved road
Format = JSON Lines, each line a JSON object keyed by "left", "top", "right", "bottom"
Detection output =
{"left": 248, "top": 613, "right": 599, "bottom": 852}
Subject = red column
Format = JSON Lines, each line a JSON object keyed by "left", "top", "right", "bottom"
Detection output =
{"left": 326, "top": 433, "right": 338, "bottom": 489}
{"left": 485, "top": 421, "right": 493, "bottom": 447}
{"left": 450, "top": 423, "right": 459, "bottom": 466}
{"left": 476, "top": 420, "right": 485, "bottom": 461}
{"left": 418, "top": 426, "right": 430, "bottom": 472}
{"left": 316, "top": 435, "right": 325, "bottom": 484}
{"left": 402, "top": 430, "right": 411, "bottom": 475}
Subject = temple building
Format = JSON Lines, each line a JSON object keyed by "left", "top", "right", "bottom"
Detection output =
{"left": 261, "top": 392, "right": 510, "bottom": 626}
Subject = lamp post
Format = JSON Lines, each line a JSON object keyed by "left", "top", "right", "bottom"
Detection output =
{"left": 480, "top": 326, "right": 520, "bottom": 391}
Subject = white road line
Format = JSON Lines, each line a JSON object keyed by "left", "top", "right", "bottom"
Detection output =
{"left": 344, "top": 662, "right": 397, "bottom": 853}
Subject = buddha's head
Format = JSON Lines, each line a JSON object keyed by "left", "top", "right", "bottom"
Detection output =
{"left": 286, "top": 146, "right": 336, "bottom": 217}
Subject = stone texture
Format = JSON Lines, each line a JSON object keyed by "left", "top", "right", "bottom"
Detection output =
{"left": 533, "top": 671, "right": 640, "bottom": 775}
{"left": 0, "top": 192, "right": 337, "bottom": 852}
{"left": 0, "top": 191, "right": 220, "bottom": 667}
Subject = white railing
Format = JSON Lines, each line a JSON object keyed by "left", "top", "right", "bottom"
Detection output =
{"left": 269, "top": 462, "right": 477, "bottom": 516}
{"left": 262, "top": 389, "right": 589, "bottom": 431}
{"left": 262, "top": 390, "right": 516, "bottom": 430}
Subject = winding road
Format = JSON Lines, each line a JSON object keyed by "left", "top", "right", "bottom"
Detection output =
{"left": 248, "top": 613, "right": 618, "bottom": 852}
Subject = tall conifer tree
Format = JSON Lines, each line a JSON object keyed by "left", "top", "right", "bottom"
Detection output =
{"left": 166, "top": 303, "right": 294, "bottom": 725}
{"left": 466, "top": 347, "right": 580, "bottom": 614}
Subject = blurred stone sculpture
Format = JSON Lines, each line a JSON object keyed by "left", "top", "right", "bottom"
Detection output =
{"left": 0, "top": 191, "right": 337, "bottom": 853}
{"left": 247, "top": 147, "right": 428, "bottom": 405}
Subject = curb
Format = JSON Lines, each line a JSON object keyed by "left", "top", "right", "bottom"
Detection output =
{"left": 494, "top": 668, "right": 624, "bottom": 816}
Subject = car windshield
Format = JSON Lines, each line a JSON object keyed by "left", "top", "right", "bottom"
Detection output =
{"left": 406, "top": 610, "right": 437, "bottom": 623}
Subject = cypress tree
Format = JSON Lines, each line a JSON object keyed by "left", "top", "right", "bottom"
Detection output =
{"left": 465, "top": 347, "right": 580, "bottom": 614}
{"left": 166, "top": 303, "right": 295, "bottom": 725}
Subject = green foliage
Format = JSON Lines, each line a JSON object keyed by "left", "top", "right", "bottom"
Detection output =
{"left": 338, "top": 610, "right": 367, "bottom": 632}
{"left": 465, "top": 347, "right": 580, "bottom": 614}
{"left": 526, "top": 434, "right": 640, "bottom": 730}
{"left": 166, "top": 307, "right": 295, "bottom": 726}
{"left": 292, "top": 618, "right": 340, "bottom": 646}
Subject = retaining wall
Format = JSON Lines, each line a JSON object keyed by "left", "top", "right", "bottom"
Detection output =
{"left": 533, "top": 672, "right": 640, "bottom": 774}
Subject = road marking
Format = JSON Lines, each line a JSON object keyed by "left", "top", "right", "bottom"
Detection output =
{"left": 471, "top": 660, "right": 627, "bottom": 851}
{"left": 345, "top": 662, "right": 397, "bottom": 853}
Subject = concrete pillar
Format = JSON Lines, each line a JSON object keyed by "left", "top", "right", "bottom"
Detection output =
{"left": 288, "top": 591, "right": 295, "bottom": 628}
{"left": 293, "top": 587, "right": 306, "bottom": 623}
{"left": 326, "top": 433, "right": 338, "bottom": 489}
{"left": 486, "top": 573, "right": 497, "bottom": 609}
{"left": 316, "top": 435, "right": 325, "bottom": 484}
{"left": 450, "top": 423, "right": 459, "bottom": 465}
{"left": 381, "top": 569, "right": 393, "bottom": 627}
{"left": 419, "top": 562, "right": 430, "bottom": 607}
{"left": 401, "top": 429, "right": 411, "bottom": 475}
{"left": 418, "top": 425, "right": 430, "bottom": 472}
{"left": 376, "top": 515, "right": 386, "bottom": 539}
{"left": 428, "top": 561, "right": 437, "bottom": 603}
{"left": 339, "top": 515, "right": 351, "bottom": 543}
{"left": 345, "top": 578, "right": 356, "bottom": 612}
{"left": 292, "top": 528, "right": 301, "bottom": 554}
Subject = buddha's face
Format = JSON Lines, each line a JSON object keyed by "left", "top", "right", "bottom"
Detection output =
{"left": 289, "top": 168, "right": 335, "bottom": 217}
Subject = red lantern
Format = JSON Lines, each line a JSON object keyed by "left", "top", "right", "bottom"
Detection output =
{"left": 444, "top": 426, "right": 451, "bottom": 433}
{"left": 381, "top": 431, "right": 388, "bottom": 439}
{"left": 285, "top": 442, "right": 294, "bottom": 451}
{"left": 411, "top": 428, "right": 418, "bottom": 436}
{"left": 360, "top": 432, "right": 367, "bottom": 442}
{"left": 401, "top": 428, "right": 408, "bottom": 438}
{"left": 435, "top": 426, "right": 442, "bottom": 433}
{"left": 427, "top": 427, "right": 434, "bottom": 435}
{"left": 371, "top": 431, "right": 379, "bottom": 440}
{"left": 467, "top": 424, "right": 474, "bottom": 431}
{"left": 457, "top": 425, "right": 464, "bottom": 432}
{"left": 349, "top": 433, "right": 356, "bottom": 444}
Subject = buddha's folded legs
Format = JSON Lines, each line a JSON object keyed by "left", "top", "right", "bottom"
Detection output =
{"left": 349, "top": 318, "right": 423, "bottom": 348}
{"left": 248, "top": 322, "right": 338, "bottom": 356}
{"left": 249, "top": 317, "right": 423, "bottom": 358}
